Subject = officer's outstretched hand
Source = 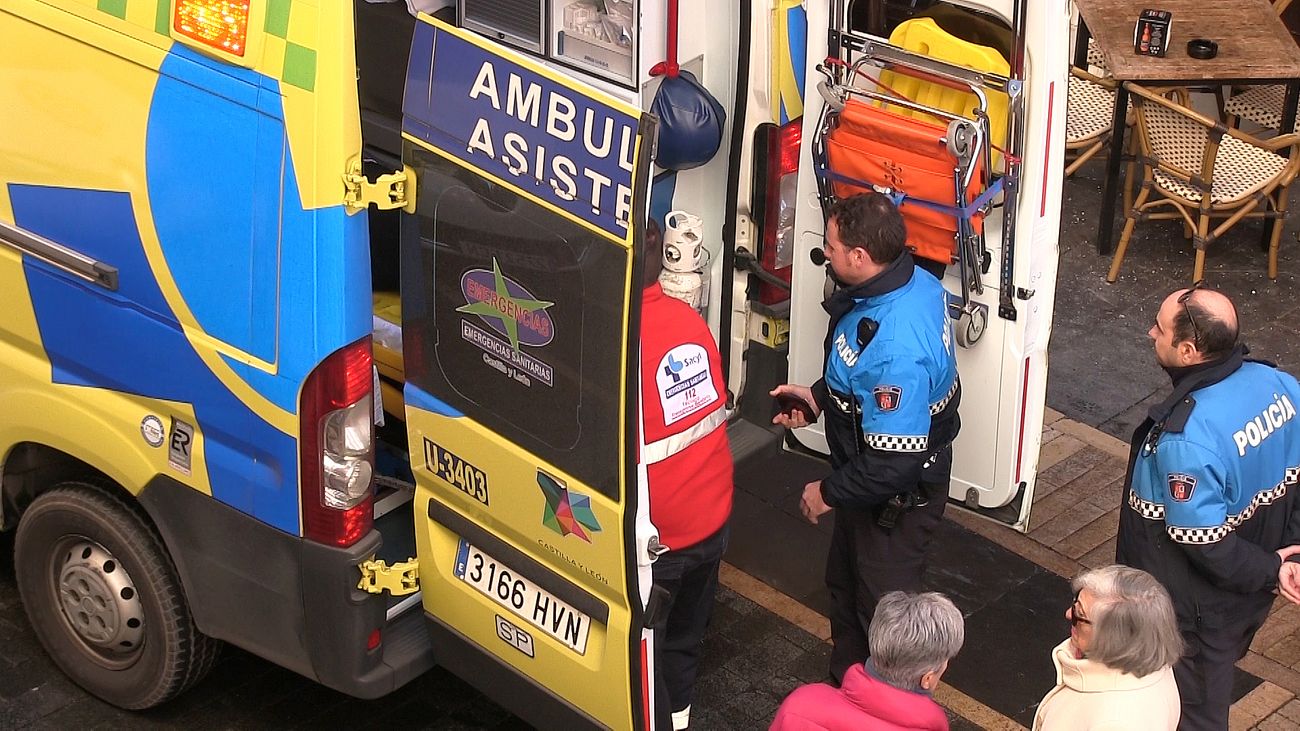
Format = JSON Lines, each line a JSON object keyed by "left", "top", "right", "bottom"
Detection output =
{"left": 1278, "top": 545, "right": 1300, "bottom": 604}
{"left": 800, "top": 481, "right": 832, "bottom": 525}
{"left": 771, "top": 384, "right": 820, "bottom": 429}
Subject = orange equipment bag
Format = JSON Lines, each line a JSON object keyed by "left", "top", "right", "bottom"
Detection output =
{"left": 823, "top": 98, "right": 986, "bottom": 266}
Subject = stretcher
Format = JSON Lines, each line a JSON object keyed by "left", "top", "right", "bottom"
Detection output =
{"left": 818, "top": 5, "right": 1029, "bottom": 345}
{"left": 815, "top": 77, "right": 996, "bottom": 312}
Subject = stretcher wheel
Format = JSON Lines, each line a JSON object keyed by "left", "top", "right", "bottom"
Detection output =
{"left": 946, "top": 120, "right": 977, "bottom": 166}
{"left": 955, "top": 303, "right": 987, "bottom": 348}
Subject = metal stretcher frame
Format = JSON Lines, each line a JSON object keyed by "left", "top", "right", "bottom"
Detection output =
{"left": 825, "top": 0, "right": 1028, "bottom": 322}
{"left": 813, "top": 78, "right": 993, "bottom": 314}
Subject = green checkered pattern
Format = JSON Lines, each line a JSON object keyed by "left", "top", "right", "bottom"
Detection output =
{"left": 85, "top": 0, "right": 318, "bottom": 92}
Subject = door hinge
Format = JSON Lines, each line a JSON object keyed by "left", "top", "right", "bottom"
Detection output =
{"left": 357, "top": 557, "right": 420, "bottom": 596}
{"left": 343, "top": 157, "right": 418, "bottom": 214}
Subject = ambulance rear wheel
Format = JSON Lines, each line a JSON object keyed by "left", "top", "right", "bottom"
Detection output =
{"left": 14, "top": 481, "right": 220, "bottom": 709}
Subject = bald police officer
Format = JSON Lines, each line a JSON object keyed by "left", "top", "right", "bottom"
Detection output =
{"left": 1116, "top": 284, "right": 1300, "bottom": 731}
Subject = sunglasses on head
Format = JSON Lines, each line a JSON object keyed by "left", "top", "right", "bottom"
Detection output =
{"left": 1069, "top": 591, "right": 1092, "bottom": 627}
{"left": 1178, "top": 280, "right": 1207, "bottom": 348}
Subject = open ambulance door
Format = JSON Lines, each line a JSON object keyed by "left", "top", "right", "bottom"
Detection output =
{"left": 398, "top": 17, "right": 659, "bottom": 729}
{"left": 783, "top": 0, "right": 1069, "bottom": 531}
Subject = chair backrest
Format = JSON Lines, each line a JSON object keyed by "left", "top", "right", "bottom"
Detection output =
{"left": 1130, "top": 87, "right": 1216, "bottom": 192}
{"left": 876, "top": 18, "right": 1010, "bottom": 156}
{"left": 1128, "top": 82, "right": 1300, "bottom": 202}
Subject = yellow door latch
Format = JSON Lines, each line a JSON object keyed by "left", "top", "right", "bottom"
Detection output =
{"left": 342, "top": 157, "right": 418, "bottom": 214}
{"left": 357, "top": 557, "right": 420, "bottom": 596}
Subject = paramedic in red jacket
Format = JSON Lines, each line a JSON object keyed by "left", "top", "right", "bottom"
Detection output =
{"left": 641, "top": 219, "right": 734, "bottom": 730}
{"left": 770, "top": 591, "right": 964, "bottom": 731}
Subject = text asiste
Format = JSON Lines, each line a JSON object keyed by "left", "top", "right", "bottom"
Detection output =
{"left": 465, "top": 61, "right": 637, "bottom": 231}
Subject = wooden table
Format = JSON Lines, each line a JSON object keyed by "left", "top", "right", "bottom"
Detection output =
{"left": 1072, "top": 0, "right": 1300, "bottom": 255}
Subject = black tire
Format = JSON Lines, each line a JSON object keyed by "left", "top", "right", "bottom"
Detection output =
{"left": 14, "top": 480, "right": 220, "bottom": 709}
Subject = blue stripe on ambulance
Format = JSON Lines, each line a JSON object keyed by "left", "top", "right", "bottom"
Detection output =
{"left": 11, "top": 184, "right": 302, "bottom": 534}
{"left": 404, "top": 383, "right": 465, "bottom": 418}
{"left": 783, "top": 4, "right": 807, "bottom": 125}
{"left": 146, "top": 45, "right": 371, "bottom": 414}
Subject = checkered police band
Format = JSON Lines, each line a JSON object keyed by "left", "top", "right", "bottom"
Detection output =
{"left": 929, "top": 378, "right": 959, "bottom": 416}
{"left": 865, "top": 434, "right": 928, "bottom": 452}
{"left": 1127, "top": 466, "right": 1300, "bottom": 544}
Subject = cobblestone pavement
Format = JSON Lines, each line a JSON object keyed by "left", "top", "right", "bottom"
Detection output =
{"left": 950, "top": 410, "right": 1300, "bottom": 731}
{"left": 2, "top": 527, "right": 992, "bottom": 730}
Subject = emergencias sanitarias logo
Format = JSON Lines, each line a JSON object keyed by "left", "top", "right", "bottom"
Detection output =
{"left": 457, "top": 258, "right": 555, "bottom": 352}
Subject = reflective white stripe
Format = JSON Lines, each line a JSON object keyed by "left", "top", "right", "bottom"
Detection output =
{"left": 644, "top": 408, "right": 727, "bottom": 465}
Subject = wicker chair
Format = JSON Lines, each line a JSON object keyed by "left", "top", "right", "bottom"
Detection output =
{"left": 1222, "top": 0, "right": 1295, "bottom": 132}
{"left": 1066, "top": 67, "right": 1123, "bottom": 176}
{"left": 1107, "top": 82, "right": 1300, "bottom": 283}
{"left": 1224, "top": 84, "right": 1293, "bottom": 133}
{"left": 1085, "top": 37, "right": 1107, "bottom": 74}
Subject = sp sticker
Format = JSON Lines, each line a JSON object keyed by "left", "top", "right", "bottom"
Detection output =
{"left": 1168, "top": 473, "right": 1197, "bottom": 502}
{"left": 140, "top": 415, "right": 165, "bottom": 448}
{"left": 495, "top": 615, "right": 535, "bottom": 658}
{"left": 873, "top": 385, "right": 903, "bottom": 412}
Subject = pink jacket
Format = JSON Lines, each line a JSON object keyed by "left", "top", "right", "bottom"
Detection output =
{"left": 770, "top": 663, "right": 949, "bottom": 731}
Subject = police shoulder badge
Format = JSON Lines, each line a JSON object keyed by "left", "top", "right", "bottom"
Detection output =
{"left": 1167, "top": 473, "right": 1197, "bottom": 502}
{"left": 873, "top": 385, "right": 902, "bottom": 412}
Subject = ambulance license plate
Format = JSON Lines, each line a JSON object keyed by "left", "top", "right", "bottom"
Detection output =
{"left": 454, "top": 539, "right": 590, "bottom": 655}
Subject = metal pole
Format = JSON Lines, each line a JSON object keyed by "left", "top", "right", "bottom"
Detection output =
{"left": 997, "top": 0, "right": 1028, "bottom": 321}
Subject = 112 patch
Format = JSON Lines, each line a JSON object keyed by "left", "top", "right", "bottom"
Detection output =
{"left": 656, "top": 343, "right": 718, "bottom": 425}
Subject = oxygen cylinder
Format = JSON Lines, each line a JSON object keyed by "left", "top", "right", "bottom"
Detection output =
{"left": 657, "top": 210, "right": 709, "bottom": 314}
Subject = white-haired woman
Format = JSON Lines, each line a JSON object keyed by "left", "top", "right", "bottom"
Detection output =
{"left": 1033, "top": 565, "right": 1183, "bottom": 730}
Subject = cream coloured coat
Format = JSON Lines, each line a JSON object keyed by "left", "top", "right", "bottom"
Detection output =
{"left": 1032, "top": 639, "right": 1180, "bottom": 731}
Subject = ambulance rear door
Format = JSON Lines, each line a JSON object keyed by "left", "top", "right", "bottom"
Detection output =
{"left": 398, "top": 17, "right": 659, "bottom": 729}
{"left": 784, "top": 0, "right": 1069, "bottom": 530}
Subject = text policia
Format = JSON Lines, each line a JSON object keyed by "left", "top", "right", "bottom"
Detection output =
{"left": 463, "top": 61, "right": 638, "bottom": 232}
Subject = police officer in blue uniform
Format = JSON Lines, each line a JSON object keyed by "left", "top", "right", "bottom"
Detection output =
{"left": 1116, "top": 284, "right": 1300, "bottom": 731}
{"left": 772, "top": 192, "right": 960, "bottom": 683}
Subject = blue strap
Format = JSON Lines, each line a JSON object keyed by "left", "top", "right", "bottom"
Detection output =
{"left": 816, "top": 163, "right": 1004, "bottom": 220}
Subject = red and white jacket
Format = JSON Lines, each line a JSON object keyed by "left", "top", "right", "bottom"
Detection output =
{"left": 640, "top": 284, "right": 733, "bottom": 549}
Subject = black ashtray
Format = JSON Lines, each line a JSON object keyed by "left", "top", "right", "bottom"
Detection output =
{"left": 1187, "top": 38, "right": 1219, "bottom": 59}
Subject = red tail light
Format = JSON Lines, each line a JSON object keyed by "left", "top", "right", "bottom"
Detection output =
{"left": 758, "top": 119, "right": 802, "bottom": 305}
{"left": 300, "top": 337, "right": 375, "bottom": 547}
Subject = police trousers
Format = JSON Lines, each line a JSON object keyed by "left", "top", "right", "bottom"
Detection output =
{"left": 826, "top": 481, "right": 948, "bottom": 683}
{"left": 1175, "top": 601, "right": 1271, "bottom": 731}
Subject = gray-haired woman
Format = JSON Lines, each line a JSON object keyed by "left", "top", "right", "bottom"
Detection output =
{"left": 1033, "top": 565, "right": 1183, "bottom": 730}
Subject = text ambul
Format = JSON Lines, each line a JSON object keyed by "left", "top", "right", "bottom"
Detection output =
{"left": 465, "top": 61, "right": 637, "bottom": 231}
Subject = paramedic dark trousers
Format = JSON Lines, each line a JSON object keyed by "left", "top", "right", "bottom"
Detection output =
{"left": 652, "top": 524, "right": 729, "bottom": 725}
{"left": 826, "top": 480, "right": 948, "bottom": 683}
{"left": 1175, "top": 603, "right": 1271, "bottom": 731}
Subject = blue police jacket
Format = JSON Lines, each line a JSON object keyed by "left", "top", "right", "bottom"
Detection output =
{"left": 1117, "top": 347, "right": 1300, "bottom": 629}
{"left": 811, "top": 253, "right": 960, "bottom": 509}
